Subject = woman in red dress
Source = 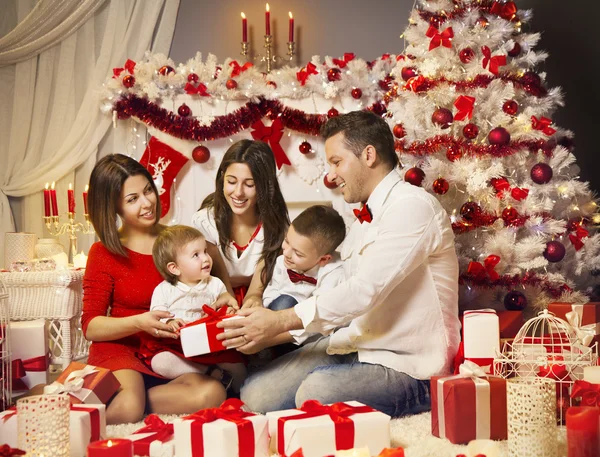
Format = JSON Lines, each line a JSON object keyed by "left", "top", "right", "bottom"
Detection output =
{"left": 82, "top": 154, "right": 226, "bottom": 425}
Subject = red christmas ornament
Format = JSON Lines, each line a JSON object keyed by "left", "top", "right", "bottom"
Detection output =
{"left": 214, "top": 66, "right": 222, "bottom": 79}
{"left": 299, "top": 141, "right": 312, "bottom": 154}
{"left": 187, "top": 73, "right": 199, "bottom": 83}
{"left": 488, "top": 127, "right": 511, "bottom": 145}
{"left": 192, "top": 145, "right": 211, "bottom": 164}
{"left": 323, "top": 174, "right": 338, "bottom": 189}
{"left": 266, "top": 80, "right": 277, "bottom": 88}
{"left": 531, "top": 163, "right": 553, "bottom": 184}
{"left": 177, "top": 103, "right": 191, "bottom": 117}
{"left": 122, "top": 75, "right": 135, "bottom": 88}
{"left": 460, "top": 201, "right": 482, "bottom": 221}
{"left": 476, "top": 16, "right": 489, "bottom": 28}
{"left": 504, "top": 290, "right": 527, "bottom": 311}
{"left": 226, "top": 79, "right": 238, "bottom": 90}
{"left": 502, "top": 206, "right": 519, "bottom": 226}
{"left": 544, "top": 240, "right": 566, "bottom": 263}
{"left": 433, "top": 178, "right": 449, "bottom": 195}
{"left": 351, "top": 88, "right": 362, "bottom": 99}
{"left": 327, "top": 68, "right": 342, "bottom": 82}
{"left": 432, "top": 108, "right": 453, "bottom": 129}
{"left": 378, "top": 78, "right": 392, "bottom": 91}
{"left": 567, "top": 217, "right": 585, "bottom": 232}
{"left": 401, "top": 66, "right": 418, "bottom": 81}
{"left": 404, "top": 167, "right": 425, "bottom": 187}
{"left": 522, "top": 71, "right": 541, "bottom": 86}
{"left": 459, "top": 48, "right": 475, "bottom": 64}
{"left": 502, "top": 100, "right": 519, "bottom": 115}
{"left": 327, "top": 108, "right": 339, "bottom": 118}
{"left": 508, "top": 42, "right": 521, "bottom": 57}
{"left": 490, "top": 177, "right": 510, "bottom": 194}
{"left": 158, "top": 65, "right": 175, "bottom": 76}
{"left": 446, "top": 145, "right": 462, "bottom": 162}
{"left": 393, "top": 124, "right": 406, "bottom": 139}
{"left": 462, "top": 123, "right": 479, "bottom": 140}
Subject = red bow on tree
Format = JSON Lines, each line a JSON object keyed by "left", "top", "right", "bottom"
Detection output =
{"left": 571, "top": 380, "right": 600, "bottom": 406}
{"left": 467, "top": 255, "right": 501, "bottom": 281}
{"left": 112, "top": 59, "right": 136, "bottom": 78}
{"left": 569, "top": 225, "right": 589, "bottom": 251}
{"left": 531, "top": 116, "right": 557, "bottom": 136}
{"left": 481, "top": 46, "right": 506, "bottom": 76}
{"left": 404, "top": 75, "right": 429, "bottom": 93}
{"left": 426, "top": 26, "right": 454, "bottom": 51}
{"left": 453, "top": 95, "right": 475, "bottom": 121}
{"left": 0, "top": 445, "right": 25, "bottom": 457}
{"left": 491, "top": 177, "right": 529, "bottom": 201}
{"left": 184, "top": 82, "right": 210, "bottom": 96}
{"left": 296, "top": 62, "right": 319, "bottom": 86}
{"left": 332, "top": 53, "right": 355, "bottom": 68}
{"left": 250, "top": 118, "right": 291, "bottom": 169}
{"left": 381, "top": 53, "right": 391, "bottom": 60}
{"left": 490, "top": 1, "right": 518, "bottom": 21}
{"left": 353, "top": 204, "right": 372, "bottom": 224}
{"left": 229, "top": 60, "right": 253, "bottom": 77}
{"left": 287, "top": 270, "right": 318, "bottom": 285}
{"left": 511, "top": 187, "right": 529, "bottom": 201}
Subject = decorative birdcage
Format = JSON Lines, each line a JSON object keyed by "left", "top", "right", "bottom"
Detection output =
{"left": 0, "top": 278, "right": 12, "bottom": 411}
{"left": 494, "top": 309, "right": 599, "bottom": 424}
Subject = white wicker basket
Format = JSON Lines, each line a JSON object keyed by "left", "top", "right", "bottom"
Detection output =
{"left": 0, "top": 278, "right": 11, "bottom": 410}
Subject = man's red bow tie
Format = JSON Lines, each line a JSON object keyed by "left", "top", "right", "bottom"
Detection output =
{"left": 287, "top": 269, "right": 318, "bottom": 285}
{"left": 353, "top": 204, "right": 372, "bottom": 223}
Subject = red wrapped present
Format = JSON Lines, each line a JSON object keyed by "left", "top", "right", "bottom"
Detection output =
{"left": 9, "top": 320, "right": 49, "bottom": 396}
{"left": 548, "top": 302, "right": 600, "bottom": 347}
{"left": 127, "top": 414, "right": 174, "bottom": 457}
{"left": 431, "top": 361, "right": 507, "bottom": 444}
{"left": 43, "top": 361, "right": 120, "bottom": 404}
{"left": 497, "top": 310, "right": 524, "bottom": 339}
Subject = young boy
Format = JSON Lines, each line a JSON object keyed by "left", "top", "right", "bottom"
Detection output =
{"left": 142, "top": 225, "right": 246, "bottom": 390}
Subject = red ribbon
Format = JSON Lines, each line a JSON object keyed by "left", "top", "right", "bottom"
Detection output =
{"left": 467, "top": 255, "right": 501, "bottom": 281}
{"left": 571, "top": 380, "right": 600, "bottom": 406}
{"left": 131, "top": 414, "right": 174, "bottom": 455}
{"left": 404, "top": 75, "right": 428, "bottom": 93}
{"left": 229, "top": 60, "right": 253, "bottom": 77}
{"left": 531, "top": 116, "right": 556, "bottom": 136}
{"left": 426, "top": 26, "right": 454, "bottom": 51}
{"left": 277, "top": 400, "right": 375, "bottom": 457}
{"left": 0, "top": 445, "right": 25, "bottom": 457}
{"left": 181, "top": 305, "right": 229, "bottom": 352}
{"left": 296, "top": 63, "right": 318, "bottom": 86}
{"left": 1, "top": 407, "right": 16, "bottom": 423}
{"left": 569, "top": 226, "right": 589, "bottom": 251}
{"left": 481, "top": 46, "right": 506, "bottom": 76}
{"left": 490, "top": 1, "right": 518, "bottom": 20}
{"left": 112, "top": 59, "right": 136, "bottom": 78}
{"left": 332, "top": 53, "right": 355, "bottom": 68}
{"left": 11, "top": 355, "right": 48, "bottom": 391}
{"left": 510, "top": 187, "right": 529, "bottom": 201}
{"left": 250, "top": 118, "right": 291, "bottom": 169}
{"left": 184, "top": 399, "right": 255, "bottom": 457}
{"left": 72, "top": 405, "right": 102, "bottom": 442}
{"left": 453, "top": 95, "right": 475, "bottom": 121}
{"left": 184, "top": 82, "right": 210, "bottom": 96}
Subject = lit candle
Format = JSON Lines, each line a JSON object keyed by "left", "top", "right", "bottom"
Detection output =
{"left": 43, "top": 182, "right": 51, "bottom": 217}
{"left": 68, "top": 183, "right": 75, "bottom": 214}
{"left": 265, "top": 3, "right": 270, "bottom": 35}
{"left": 87, "top": 438, "right": 134, "bottom": 457}
{"left": 50, "top": 181, "right": 58, "bottom": 216}
{"left": 241, "top": 12, "right": 247, "bottom": 42}
{"left": 566, "top": 406, "right": 600, "bottom": 457}
{"left": 73, "top": 251, "right": 88, "bottom": 269}
{"left": 83, "top": 184, "right": 89, "bottom": 215}
{"left": 288, "top": 12, "right": 294, "bottom": 42}
{"left": 584, "top": 366, "right": 600, "bottom": 384}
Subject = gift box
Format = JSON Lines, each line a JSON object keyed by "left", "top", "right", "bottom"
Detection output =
{"left": 266, "top": 400, "right": 390, "bottom": 457}
{"left": 497, "top": 310, "right": 524, "bottom": 339}
{"left": 431, "top": 363, "right": 507, "bottom": 444}
{"left": 463, "top": 309, "right": 500, "bottom": 373}
{"left": 126, "top": 414, "right": 174, "bottom": 457}
{"left": 173, "top": 399, "right": 269, "bottom": 457}
{"left": 180, "top": 306, "right": 243, "bottom": 357}
{"left": 44, "top": 361, "right": 121, "bottom": 404}
{"left": 548, "top": 302, "right": 600, "bottom": 347}
{"left": 0, "top": 403, "right": 105, "bottom": 456}
{"left": 9, "top": 320, "right": 49, "bottom": 396}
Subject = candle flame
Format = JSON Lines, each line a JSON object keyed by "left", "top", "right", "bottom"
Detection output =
{"left": 45, "top": 182, "right": 49, "bottom": 190}
{"left": 289, "top": 11, "right": 293, "bottom": 19}
{"left": 266, "top": 3, "right": 270, "bottom": 12}
{"left": 85, "top": 184, "right": 89, "bottom": 192}
{"left": 241, "top": 12, "right": 245, "bottom": 19}
{"left": 51, "top": 181, "right": 55, "bottom": 190}
{"left": 69, "top": 183, "right": 72, "bottom": 190}
{"left": 107, "top": 440, "right": 113, "bottom": 447}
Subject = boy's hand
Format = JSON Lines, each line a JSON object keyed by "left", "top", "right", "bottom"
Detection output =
{"left": 241, "top": 294, "right": 263, "bottom": 309}
{"left": 166, "top": 318, "right": 186, "bottom": 333}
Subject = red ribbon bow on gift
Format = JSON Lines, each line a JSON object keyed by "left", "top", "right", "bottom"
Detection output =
{"left": 569, "top": 225, "right": 589, "bottom": 251}
{"left": 132, "top": 414, "right": 174, "bottom": 455}
{"left": 481, "top": 46, "right": 506, "bottom": 76}
{"left": 467, "top": 255, "right": 501, "bottom": 281}
{"left": 353, "top": 204, "right": 372, "bottom": 224}
{"left": 287, "top": 270, "right": 317, "bottom": 285}
{"left": 490, "top": 1, "right": 518, "bottom": 21}
{"left": 184, "top": 399, "right": 255, "bottom": 457}
{"left": 454, "top": 95, "right": 475, "bottom": 121}
{"left": 571, "top": 380, "right": 600, "bottom": 406}
{"left": 112, "top": 59, "right": 136, "bottom": 78}
{"left": 332, "top": 53, "right": 355, "bottom": 68}
{"left": 531, "top": 116, "right": 557, "bottom": 136}
{"left": 296, "top": 62, "right": 319, "bottom": 86}
{"left": 229, "top": 60, "right": 253, "bottom": 77}
{"left": 426, "top": 26, "right": 454, "bottom": 51}
{"left": 251, "top": 118, "right": 291, "bottom": 169}
{"left": 11, "top": 355, "right": 48, "bottom": 391}
{"left": 0, "top": 445, "right": 25, "bottom": 457}
{"left": 184, "top": 82, "right": 210, "bottom": 96}
{"left": 181, "top": 305, "right": 228, "bottom": 330}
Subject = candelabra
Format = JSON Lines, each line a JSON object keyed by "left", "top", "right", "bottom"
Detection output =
{"left": 43, "top": 213, "right": 94, "bottom": 265}
{"left": 251, "top": 35, "right": 296, "bottom": 73}
{"left": 241, "top": 41, "right": 249, "bottom": 60}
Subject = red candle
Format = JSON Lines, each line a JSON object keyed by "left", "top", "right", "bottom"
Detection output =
{"left": 265, "top": 3, "right": 270, "bottom": 35}
{"left": 68, "top": 183, "right": 75, "bottom": 214}
{"left": 288, "top": 12, "right": 294, "bottom": 42}
{"left": 566, "top": 406, "right": 600, "bottom": 457}
{"left": 43, "top": 183, "right": 51, "bottom": 217}
{"left": 241, "top": 12, "right": 247, "bottom": 42}
{"left": 83, "top": 184, "right": 89, "bottom": 215}
{"left": 50, "top": 181, "right": 59, "bottom": 216}
{"left": 87, "top": 439, "right": 133, "bottom": 457}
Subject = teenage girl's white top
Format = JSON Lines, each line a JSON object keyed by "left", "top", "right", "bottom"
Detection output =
{"left": 192, "top": 207, "right": 264, "bottom": 288}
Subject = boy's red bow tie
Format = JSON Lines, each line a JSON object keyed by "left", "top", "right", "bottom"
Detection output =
{"left": 287, "top": 269, "right": 318, "bottom": 285}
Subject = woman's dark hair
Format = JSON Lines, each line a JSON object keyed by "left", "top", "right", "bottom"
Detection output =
{"left": 88, "top": 154, "right": 161, "bottom": 256}
{"left": 205, "top": 140, "right": 289, "bottom": 286}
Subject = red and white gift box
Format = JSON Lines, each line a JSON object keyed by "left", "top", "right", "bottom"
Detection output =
{"left": 0, "top": 403, "right": 105, "bottom": 456}
{"left": 463, "top": 309, "right": 500, "bottom": 373}
{"left": 180, "top": 306, "right": 243, "bottom": 357}
{"left": 126, "top": 414, "right": 174, "bottom": 457}
{"left": 9, "top": 320, "right": 49, "bottom": 396}
{"left": 173, "top": 399, "right": 269, "bottom": 457}
{"left": 44, "top": 361, "right": 121, "bottom": 404}
{"left": 266, "top": 400, "right": 391, "bottom": 457}
{"left": 548, "top": 302, "right": 600, "bottom": 347}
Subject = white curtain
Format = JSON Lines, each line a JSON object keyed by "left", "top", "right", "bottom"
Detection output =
{"left": 0, "top": 0, "right": 180, "bottom": 266}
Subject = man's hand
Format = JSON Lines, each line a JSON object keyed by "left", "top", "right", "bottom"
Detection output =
{"left": 241, "top": 294, "right": 263, "bottom": 309}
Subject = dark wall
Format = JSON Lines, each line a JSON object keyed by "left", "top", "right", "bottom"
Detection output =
{"left": 170, "top": 0, "right": 599, "bottom": 193}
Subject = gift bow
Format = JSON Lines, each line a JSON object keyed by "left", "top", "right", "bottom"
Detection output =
{"left": 458, "top": 360, "right": 489, "bottom": 377}
{"left": 184, "top": 399, "right": 255, "bottom": 457}
{"left": 43, "top": 364, "right": 102, "bottom": 403}
{"left": 332, "top": 53, "right": 355, "bottom": 68}
{"left": 0, "top": 445, "right": 25, "bottom": 457}
{"left": 481, "top": 46, "right": 506, "bottom": 76}
{"left": 296, "top": 62, "right": 319, "bottom": 86}
{"left": 250, "top": 118, "right": 291, "bottom": 169}
{"left": 11, "top": 354, "right": 48, "bottom": 391}
{"left": 569, "top": 225, "right": 589, "bottom": 251}
{"left": 426, "top": 26, "right": 454, "bottom": 51}
{"left": 184, "top": 82, "right": 209, "bottom": 96}
{"left": 565, "top": 305, "right": 598, "bottom": 347}
{"left": 229, "top": 60, "right": 253, "bottom": 77}
{"left": 131, "top": 414, "right": 174, "bottom": 455}
{"left": 112, "top": 59, "right": 136, "bottom": 78}
{"left": 490, "top": 1, "right": 518, "bottom": 20}
{"left": 571, "top": 380, "right": 600, "bottom": 406}
{"left": 454, "top": 95, "right": 475, "bottom": 121}
{"left": 531, "top": 116, "right": 556, "bottom": 136}
{"left": 181, "top": 305, "right": 228, "bottom": 329}
{"left": 467, "top": 255, "right": 501, "bottom": 281}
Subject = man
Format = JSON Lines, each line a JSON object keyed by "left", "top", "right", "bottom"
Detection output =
{"left": 218, "top": 111, "right": 460, "bottom": 416}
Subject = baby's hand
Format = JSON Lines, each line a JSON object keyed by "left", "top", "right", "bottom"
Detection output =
{"left": 166, "top": 318, "right": 186, "bottom": 333}
{"left": 213, "top": 293, "right": 239, "bottom": 314}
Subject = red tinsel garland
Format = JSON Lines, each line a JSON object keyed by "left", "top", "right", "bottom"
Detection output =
{"left": 418, "top": 0, "right": 519, "bottom": 27}
{"left": 460, "top": 271, "right": 572, "bottom": 299}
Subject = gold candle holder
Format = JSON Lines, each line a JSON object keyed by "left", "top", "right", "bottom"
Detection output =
{"left": 264, "top": 34, "right": 273, "bottom": 73}
{"left": 241, "top": 41, "right": 249, "bottom": 60}
{"left": 43, "top": 213, "right": 94, "bottom": 266}
{"left": 286, "top": 41, "right": 296, "bottom": 61}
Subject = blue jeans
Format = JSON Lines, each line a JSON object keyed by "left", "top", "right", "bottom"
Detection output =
{"left": 267, "top": 294, "right": 298, "bottom": 311}
{"left": 240, "top": 336, "right": 431, "bottom": 417}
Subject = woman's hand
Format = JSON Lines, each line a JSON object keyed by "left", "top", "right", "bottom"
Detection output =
{"left": 241, "top": 294, "right": 263, "bottom": 309}
{"left": 134, "top": 311, "right": 179, "bottom": 339}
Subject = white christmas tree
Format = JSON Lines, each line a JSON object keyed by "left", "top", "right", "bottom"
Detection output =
{"left": 387, "top": 0, "right": 600, "bottom": 314}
